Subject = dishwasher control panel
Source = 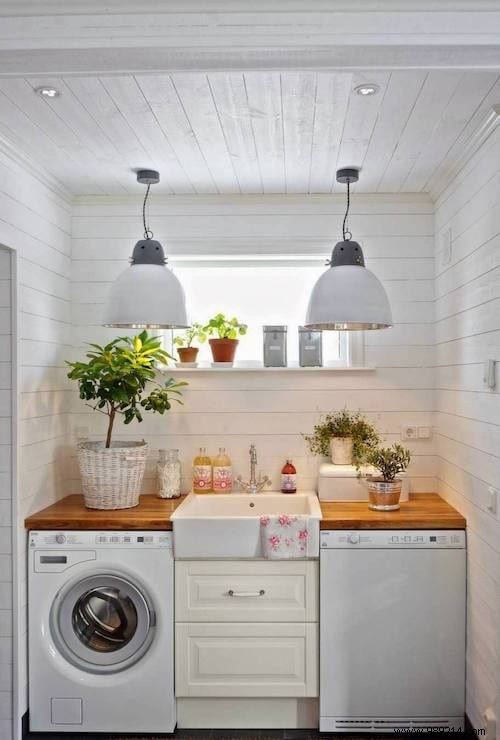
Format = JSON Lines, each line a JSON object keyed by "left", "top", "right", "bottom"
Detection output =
{"left": 320, "top": 529, "right": 466, "bottom": 548}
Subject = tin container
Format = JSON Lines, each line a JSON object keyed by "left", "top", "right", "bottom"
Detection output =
{"left": 263, "top": 325, "right": 287, "bottom": 367}
{"left": 298, "top": 327, "right": 323, "bottom": 367}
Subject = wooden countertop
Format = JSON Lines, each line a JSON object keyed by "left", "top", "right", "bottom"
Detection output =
{"left": 25, "top": 493, "right": 465, "bottom": 531}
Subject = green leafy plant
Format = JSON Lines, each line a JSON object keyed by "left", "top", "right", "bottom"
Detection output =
{"left": 304, "top": 409, "right": 380, "bottom": 469}
{"left": 67, "top": 331, "right": 187, "bottom": 449}
{"left": 173, "top": 322, "right": 207, "bottom": 348}
{"left": 366, "top": 444, "right": 411, "bottom": 482}
{"left": 203, "top": 313, "right": 247, "bottom": 340}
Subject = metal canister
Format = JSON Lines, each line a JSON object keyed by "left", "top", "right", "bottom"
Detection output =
{"left": 298, "top": 327, "right": 323, "bottom": 367}
{"left": 263, "top": 325, "right": 287, "bottom": 367}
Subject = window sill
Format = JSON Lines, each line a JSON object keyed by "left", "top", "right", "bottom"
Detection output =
{"left": 160, "top": 364, "right": 375, "bottom": 373}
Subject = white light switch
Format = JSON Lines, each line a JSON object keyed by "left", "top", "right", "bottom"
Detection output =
{"left": 487, "top": 487, "right": 498, "bottom": 515}
{"left": 417, "top": 426, "right": 432, "bottom": 439}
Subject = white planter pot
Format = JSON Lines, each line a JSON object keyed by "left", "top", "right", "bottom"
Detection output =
{"left": 330, "top": 437, "right": 354, "bottom": 465}
{"left": 77, "top": 440, "right": 148, "bottom": 510}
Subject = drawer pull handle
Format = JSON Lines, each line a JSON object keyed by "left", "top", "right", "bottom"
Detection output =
{"left": 227, "top": 589, "right": 265, "bottom": 597}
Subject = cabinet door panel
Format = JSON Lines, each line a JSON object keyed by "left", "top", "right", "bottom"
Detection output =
{"left": 175, "top": 622, "right": 318, "bottom": 697}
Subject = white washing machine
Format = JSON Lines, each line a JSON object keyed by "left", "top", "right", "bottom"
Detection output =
{"left": 28, "top": 530, "right": 175, "bottom": 734}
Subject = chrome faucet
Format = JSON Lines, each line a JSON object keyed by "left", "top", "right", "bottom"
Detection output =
{"left": 236, "top": 444, "right": 271, "bottom": 494}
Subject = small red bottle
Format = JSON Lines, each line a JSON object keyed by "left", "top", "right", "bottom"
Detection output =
{"left": 281, "top": 459, "right": 297, "bottom": 493}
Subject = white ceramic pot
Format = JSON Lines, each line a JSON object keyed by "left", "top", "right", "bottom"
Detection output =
{"left": 330, "top": 436, "right": 354, "bottom": 465}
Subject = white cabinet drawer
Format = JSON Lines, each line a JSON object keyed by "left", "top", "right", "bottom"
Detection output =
{"left": 175, "top": 622, "right": 318, "bottom": 697}
{"left": 175, "top": 560, "right": 318, "bottom": 622}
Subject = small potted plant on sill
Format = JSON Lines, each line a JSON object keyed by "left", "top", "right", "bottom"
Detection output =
{"left": 173, "top": 322, "right": 207, "bottom": 366}
{"left": 203, "top": 313, "right": 247, "bottom": 365}
{"left": 304, "top": 409, "right": 380, "bottom": 467}
{"left": 365, "top": 443, "right": 411, "bottom": 511}
{"left": 67, "top": 331, "right": 187, "bottom": 510}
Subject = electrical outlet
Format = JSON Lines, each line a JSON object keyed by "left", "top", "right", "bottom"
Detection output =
{"left": 484, "top": 707, "right": 496, "bottom": 740}
{"left": 401, "top": 425, "right": 418, "bottom": 440}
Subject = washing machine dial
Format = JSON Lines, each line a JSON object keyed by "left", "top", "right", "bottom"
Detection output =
{"left": 55, "top": 534, "right": 66, "bottom": 544}
{"left": 348, "top": 533, "right": 360, "bottom": 544}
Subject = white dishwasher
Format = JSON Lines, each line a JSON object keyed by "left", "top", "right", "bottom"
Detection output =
{"left": 320, "top": 529, "right": 466, "bottom": 734}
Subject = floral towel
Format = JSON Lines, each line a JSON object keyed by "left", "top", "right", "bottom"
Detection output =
{"left": 260, "top": 514, "right": 310, "bottom": 559}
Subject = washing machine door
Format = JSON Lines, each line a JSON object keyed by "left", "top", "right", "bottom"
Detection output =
{"left": 52, "top": 573, "right": 155, "bottom": 673}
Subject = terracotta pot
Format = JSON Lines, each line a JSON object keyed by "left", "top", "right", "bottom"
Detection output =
{"left": 209, "top": 338, "right": 239, "bottom": 363}
{"left": 367, "top": 477, "right": 402, "bottom": 511}
{"left": 330, "top": 436, "right": 354, "bottom": 465}
{"left": 177, "top": 346, "right": 199, "bottom": 363}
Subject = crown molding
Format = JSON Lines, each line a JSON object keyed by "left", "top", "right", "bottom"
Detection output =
{"left": 430, "top": 105, "right": 500, "bottom": 200}
{"left": 0, "top": 132, "right": 73, "bottom": 204}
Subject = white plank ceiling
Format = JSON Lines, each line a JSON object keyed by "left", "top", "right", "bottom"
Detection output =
{"left": 0, "top": 70, "right": 498, "bottom": 196}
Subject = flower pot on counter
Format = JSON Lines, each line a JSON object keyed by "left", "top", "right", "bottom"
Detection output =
{"left": 367, "top": 477, "right": 403, "bottom": 511}
{"left": 330, "top": 436, "right": 354, "bottom": 465}
{"left": 77, "top": 440, "right": 148, "bottom": 510}
{"left": 209, "top": 338, "right": 239, "bottom": 364}
{"left": 177, "top": 346, "right": 199, "bottom": 364}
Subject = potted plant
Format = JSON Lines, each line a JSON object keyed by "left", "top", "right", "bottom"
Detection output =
{"left": 173, "top": 322, "right": 207, "bottom": 365}
{"left": 203, "top": 313, "right": 247, "bottom": 364}
{"left": 67, "top": 331, "right": 187, "bottom": 510}
{"left": 304, "top": 409, "right": 379, "bottom": 466}
{"left": 365, "top": 443, "right": 411, "bottom": 511}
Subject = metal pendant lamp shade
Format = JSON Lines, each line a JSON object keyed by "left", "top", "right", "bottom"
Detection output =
{"left": 103, "top": 170, "right": 188, "bottom": 329}
{"left": 305, "top": 169, "right": 392, "bottom": 331}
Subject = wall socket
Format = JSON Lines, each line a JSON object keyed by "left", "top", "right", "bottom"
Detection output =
{"left": 487, "top": 487, "right": 498, "bottom": 516}
{"left": 401, "top": 426, "right": 432, "bottom": 440}
{"left": 484, "top": 707, "right": 496, "bottom": 740}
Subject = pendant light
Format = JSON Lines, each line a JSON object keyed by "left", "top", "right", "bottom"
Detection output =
{"left": 103, "top": 170, "right": 188, "bottom": 329}
{"left": 305, "top": 168, "right": 392, "bottom": 331}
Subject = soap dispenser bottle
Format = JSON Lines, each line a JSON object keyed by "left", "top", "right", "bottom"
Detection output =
{"left": 281, "top": 459, "right": 297, "bottom": 493}
{"left": 212, "top": 447, "right": 233, "bottom": 493}
{"left": 193, "top": 448, "right": 212, "bottom": 493}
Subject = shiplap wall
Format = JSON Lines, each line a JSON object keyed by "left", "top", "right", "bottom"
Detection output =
{"left": 434, "top": 129, "right": 500, "bottom": 736}
{"left": 0, "top": 151, "right": 71, "bottom": 740}
{"left": 70, "top": 194, "right": 436, "bottom": 495}
{"left": 0, "top": 248, "right": 12, "bottom": 739}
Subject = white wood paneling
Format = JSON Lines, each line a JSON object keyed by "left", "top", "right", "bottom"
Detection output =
{"left": 0, "top": 148, "right": 71, "bottom": 739}
{"left": 70, "top": 194, "right": 437, "bottom": 496}
{"left": 0, "top": 71, "right": 497, "bottom": 196}
{"left": 434, "top": 127, "right": 500, "bottom": 736}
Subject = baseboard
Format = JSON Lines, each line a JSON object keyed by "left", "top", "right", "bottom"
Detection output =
{"left": 177, "top": 697, "right": 318, "bottom": 729}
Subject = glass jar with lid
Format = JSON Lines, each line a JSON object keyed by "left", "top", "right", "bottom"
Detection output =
{"left": 157, "top": 449, "right": 182, "bottom": 499}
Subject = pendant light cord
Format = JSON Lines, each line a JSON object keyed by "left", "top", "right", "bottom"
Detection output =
{"left": 342, "top": 179, "right": 352, "bottom": 241}
{"left": 142, "top": 183, "right": 153, "bottom": 240}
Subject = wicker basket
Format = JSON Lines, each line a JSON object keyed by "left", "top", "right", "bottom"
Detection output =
{"left": 77, "top": 440, "right": 148, "bottom": 510}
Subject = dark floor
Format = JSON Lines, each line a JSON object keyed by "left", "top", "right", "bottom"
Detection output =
{"left": 25, "top": 730, "right": 474, "bottom": 740}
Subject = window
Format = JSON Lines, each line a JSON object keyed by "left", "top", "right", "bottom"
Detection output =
{"left": 166, "top": 258, "right": 357, "bottom": 367}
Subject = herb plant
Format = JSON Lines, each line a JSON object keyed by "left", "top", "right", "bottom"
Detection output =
{"left": 304, "top": 409, "right": 380, "bottom": 469}
{"left": 173, "top": 323, "right": 207, "bottom": 348}
{"left": 67, "top": 331, "right": 187, "bottom": 449}
{"left": 203, "top": 313, "right": 247, "bottom": 340}
{"left": 366, "top": 444, "right": 411, "bottom": 482}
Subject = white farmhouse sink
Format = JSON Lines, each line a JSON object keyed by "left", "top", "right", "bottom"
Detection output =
{"left": 171, "top": 491, "right": 321, "bottom": 558}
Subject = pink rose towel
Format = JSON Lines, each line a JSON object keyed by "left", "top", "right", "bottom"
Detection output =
{"left": 260, "top": 514, "right": 311, "bottom": 559}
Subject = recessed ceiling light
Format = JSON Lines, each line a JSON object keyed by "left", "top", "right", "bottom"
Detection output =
{"left": 354, "top": 83, "right": 380, "bottom": 97}
{"left": 34, "top": 86, "right": 60, "bottom": 99}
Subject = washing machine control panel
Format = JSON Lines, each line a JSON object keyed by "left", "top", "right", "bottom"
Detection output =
{"left": 29, "top": 530, "right": 172, "bottom": 548}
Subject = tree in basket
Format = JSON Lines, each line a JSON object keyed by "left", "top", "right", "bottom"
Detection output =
{"left": 304, "top": 409, "right": 380, "bottom": 467}
{"left": 203, "top": 313, "right": 247, "bottom": 364}
{"left": 365, "top": 443, "right": 411, "bottom": 511}
{"left": 173, "top": 322, "right": 207, "bottom": 365}
{"left": 67, "top": 331, "right": 187, "bottom": 510}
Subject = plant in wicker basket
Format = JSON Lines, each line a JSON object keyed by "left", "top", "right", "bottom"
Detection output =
{"left": 66, "top": 331, "right": 187, "bottom": 509}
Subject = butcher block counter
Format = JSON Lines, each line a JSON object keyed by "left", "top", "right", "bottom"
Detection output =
{"left": 25, "top": 493, "right": 465, "bottom": 531}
